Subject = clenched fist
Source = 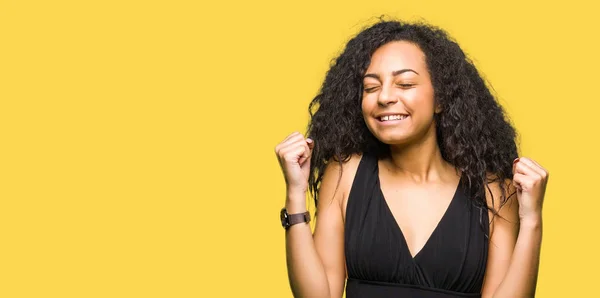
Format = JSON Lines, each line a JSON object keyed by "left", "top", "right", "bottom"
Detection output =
{"left": 512, "top": 157, "right": 549, "bottom": 223}
{"left": 275, "top": 132, "right": 314, "bottom": 196}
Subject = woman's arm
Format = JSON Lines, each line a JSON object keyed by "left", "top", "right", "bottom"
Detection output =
{"left": 493, "top": 217, "right": 542, "bottom": 298}
{"left": 276, "top": 133, "right": 354, "bottom": 298}
{"left": 482, "top": 158, "right": 548, "bottom": 298}
{"left": 285, "top": 158, "right": 347, "bottom": 297}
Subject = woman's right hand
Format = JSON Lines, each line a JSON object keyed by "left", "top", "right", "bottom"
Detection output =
{"left": 275, "top": 132, "right": 314, "bottom": 197}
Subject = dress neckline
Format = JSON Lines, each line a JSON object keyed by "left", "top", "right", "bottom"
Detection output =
{"left": 375, "top": 158, "right": 463, "bottom": 260}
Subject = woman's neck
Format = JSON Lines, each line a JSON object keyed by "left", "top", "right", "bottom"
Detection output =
{"left": 384, "top": 132, "right": 453, "bottom": 183}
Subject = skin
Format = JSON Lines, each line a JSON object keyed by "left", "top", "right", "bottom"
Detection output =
{"left": 361, "top": 41, "right": 460, "bottom": 258}
{"left": 275, "top": 41, "right": 548, "bottom": 298}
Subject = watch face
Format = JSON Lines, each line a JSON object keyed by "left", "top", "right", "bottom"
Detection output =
{"left": 280, "top": 208, "right": 289, "bottom": 228}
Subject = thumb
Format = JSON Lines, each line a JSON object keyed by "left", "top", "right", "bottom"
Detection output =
{"left": 299, "top": 138, "right": 314, "bottom": 166}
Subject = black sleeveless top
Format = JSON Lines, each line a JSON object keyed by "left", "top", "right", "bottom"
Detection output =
{"left": 344, "top": 152, "right": 489, "bottom": 297}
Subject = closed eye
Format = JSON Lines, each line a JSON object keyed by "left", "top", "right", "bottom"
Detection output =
{"left": 364, "top": 86, "right": 379, "bottom": 93}
{"left": 397, "top": 83, "right": 415, "bottom": 88}
{"left": 364, "top": 84, "right": 414, "bottom": 93}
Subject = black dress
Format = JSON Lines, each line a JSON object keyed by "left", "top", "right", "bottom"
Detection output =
{"left": 344, "top": 152, "right": 489, "bottom": 298}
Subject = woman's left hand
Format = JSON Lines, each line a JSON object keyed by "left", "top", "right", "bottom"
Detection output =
{"left": 512, "top": 157, "right": 549, "bottom": 223}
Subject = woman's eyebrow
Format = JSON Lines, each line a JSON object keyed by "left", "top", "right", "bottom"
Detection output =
{"left": 363, "top": 69, "right": 420, "bottom": 80}
{"left": 393, "top": 69, "right": 419, "bottom": 76}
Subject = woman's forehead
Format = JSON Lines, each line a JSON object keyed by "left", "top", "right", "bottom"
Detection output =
{"left": 366, "top": 41, "right": 426, "bottom": 73}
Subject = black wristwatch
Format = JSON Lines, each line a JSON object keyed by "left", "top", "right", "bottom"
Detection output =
{"left": 280, "top": 208, "right": 311, "bottom": 229}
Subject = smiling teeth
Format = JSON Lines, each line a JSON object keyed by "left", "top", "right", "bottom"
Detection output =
{"left": 380, "top": 115, "right": 407, "bottom": 121}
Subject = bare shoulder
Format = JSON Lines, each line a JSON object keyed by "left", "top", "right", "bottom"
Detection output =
{"left": 483, "top": 173, "right": 519, "bottom": 236}
{"left": 317, "top": 153, "right": 363, "bottom": 218}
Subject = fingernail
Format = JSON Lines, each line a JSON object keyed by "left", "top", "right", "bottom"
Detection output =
{"left": 306, "top": 138, "right": 313, "bottom": 143}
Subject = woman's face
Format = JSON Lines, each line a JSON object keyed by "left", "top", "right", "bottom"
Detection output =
{"left": 361, "top": 41, "right": 439, "bottom": 146}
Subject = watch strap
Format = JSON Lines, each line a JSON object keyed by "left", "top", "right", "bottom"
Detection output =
{"left": 288, "top": 211, "right": 311, "bottom": 226}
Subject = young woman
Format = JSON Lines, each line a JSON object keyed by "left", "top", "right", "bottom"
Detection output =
{"left": 275, "top": 19, "right": 548, "bottom": 298}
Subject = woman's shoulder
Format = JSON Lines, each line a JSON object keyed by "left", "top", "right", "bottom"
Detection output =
{"left": 483, "top": 173, "right": 519, "bottom": 236}
{"left": 318, "top": 153, "right": 364, "bottom": 207}
{"left": 324, "top": 152, "right": 364, "bottom": 171}
{"left": 483, "top": 173, "right": 517, "bottom": 210}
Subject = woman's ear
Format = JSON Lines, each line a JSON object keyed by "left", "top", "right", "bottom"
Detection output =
{"left": 434, "top": 104, "right": 442, "bottom": 114}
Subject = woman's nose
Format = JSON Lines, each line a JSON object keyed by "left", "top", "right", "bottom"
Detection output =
{"left": 377, "top": 85, "right": 398, "bottom": 106}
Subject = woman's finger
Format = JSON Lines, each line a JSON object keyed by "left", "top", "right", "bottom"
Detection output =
{"left": 514, "top": 158, "right": 542, "bottom": 177}
{"left": 514, "top": 160, "right": 541, "bottom": 179}
{"left": 298, "top": 141, "right": 311, "bottom": 165}
{"left": 512, "top": 173, "right": 531, "bottom": 192}
{"left": 282, "top": 137, "right": 310, "bottom": 158}
{"left": 526, "top": 158, "right": 549, "bottom": 179}
{"left": 277, "top": 135, "right": 306, "bottom": 155}
{"left": 276, "top": 133, "right": 300, "bottom": 153}
{"left": 520, "top": 157, "right": 546, "bottom": 177}
{"left": 306, "top": 138, "right": 314, "bottom": 149}
{"left": 281, "top": 145, "right": 306, "bottom": 164}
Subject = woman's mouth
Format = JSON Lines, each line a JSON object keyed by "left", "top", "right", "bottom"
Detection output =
{"left": 379, "top": 114, "right": 408, "bottom": 121}
{"left": 377, "top": 114, "right": 409, "bottom": 125}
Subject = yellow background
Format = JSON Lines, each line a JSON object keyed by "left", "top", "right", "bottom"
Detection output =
{"left": 1, "top": 0, "right": 598, "bottom": 297}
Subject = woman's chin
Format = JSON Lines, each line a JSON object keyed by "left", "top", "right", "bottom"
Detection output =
{"left": 377, "top": 134, "right": 410, "bottom": 146}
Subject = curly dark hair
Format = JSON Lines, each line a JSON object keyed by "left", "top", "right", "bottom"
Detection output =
{"left": 306, "top": 17, "right": 519, "bottom": 217}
